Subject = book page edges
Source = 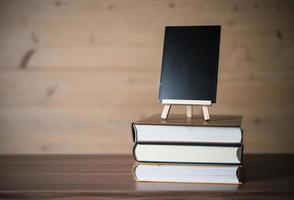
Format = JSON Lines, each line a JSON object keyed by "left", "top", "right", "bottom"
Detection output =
{"left": 133, "top": 162, "right": 242, "bottom": 185}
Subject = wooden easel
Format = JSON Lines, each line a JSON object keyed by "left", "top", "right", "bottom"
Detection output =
{"left": 161, "top": 99, "right": 212, "bottom": 121}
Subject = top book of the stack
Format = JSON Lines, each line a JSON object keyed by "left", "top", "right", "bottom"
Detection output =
{"left": 132, "top": 114, "right": 242, "bottom": 144}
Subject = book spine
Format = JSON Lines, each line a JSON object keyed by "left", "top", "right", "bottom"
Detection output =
{"left": 236, "top": 166, "right": 243, "bottom": 184}
{"left": 240, "top": 129, "right": 244, "bottom": 144}
{"left": 240, "top": 144, "right": 244, "bottom": 164}
{"left": 132, "top": 143, "right": 138, "bottom": 161}
{"left": 132, "top": 162, "right": 139, "bottom": 182}
{"left": 131, "top": 123, "right": 137, "bottom": 143}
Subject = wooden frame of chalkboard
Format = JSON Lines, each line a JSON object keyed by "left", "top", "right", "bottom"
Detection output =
{"left": 159, "top": 26, "right": 221, "bottom": 121}
{"left": 161, "top": 100, "right": 211, "bottom": 120}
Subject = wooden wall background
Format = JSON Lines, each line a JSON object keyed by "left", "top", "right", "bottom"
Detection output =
{"left": 0, "top": 0, "right": 293, "bottom": 154}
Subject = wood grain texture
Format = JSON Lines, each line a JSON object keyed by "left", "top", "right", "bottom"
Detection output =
{"left": 0, "top": 154, "right": 293, "bottom": 199}
{"left": 0, "top": 0, "right": 294, "bottom": 153}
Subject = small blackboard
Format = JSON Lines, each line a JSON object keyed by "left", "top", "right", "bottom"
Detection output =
{"left": 159, "top": 26, "right": 221, "bottom": 103}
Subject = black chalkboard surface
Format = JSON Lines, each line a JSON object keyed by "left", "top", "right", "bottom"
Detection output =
{"left": 159, "top": 26, "right": 221, "bottom": 103}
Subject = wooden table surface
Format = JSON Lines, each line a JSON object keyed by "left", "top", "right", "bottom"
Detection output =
{"left": 0, "top": 154, "right": 293, "bottom": 199}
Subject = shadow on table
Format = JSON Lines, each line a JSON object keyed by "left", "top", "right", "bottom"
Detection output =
{"left": 135, "top": 154, "right": 294, "bottom": 191}
{"left": 243, "top": 154, "right": 294, "bottom": 182}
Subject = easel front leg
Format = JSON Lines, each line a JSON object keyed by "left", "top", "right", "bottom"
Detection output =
{"left": 202, "top": 106, "right": 210, "bottom": 121}
{"left": 186, "top": 105, "right": 193, "bottom": 118}
{"left": 161, "top": 105, "right": 171, "bottom": 119}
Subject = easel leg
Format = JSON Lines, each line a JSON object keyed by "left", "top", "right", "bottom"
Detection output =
{"left": 202, "top": 106, "right": 210, "bottom": 121}
{"left": 186, "top": 105, "right": 193, "bottom": 118}
{"left": 161, "top": 105, "right": 171, "bottom": 119}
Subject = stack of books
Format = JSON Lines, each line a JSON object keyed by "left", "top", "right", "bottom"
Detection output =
{"left": 131, "top": 114, "right": 243, "bottom": 184}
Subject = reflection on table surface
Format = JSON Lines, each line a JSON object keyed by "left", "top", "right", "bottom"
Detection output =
{"left": 136, "top": 182, "right": 240, "bottom": 191}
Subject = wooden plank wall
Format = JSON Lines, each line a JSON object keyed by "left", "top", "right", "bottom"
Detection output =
{"left": 0, "top": 0, "right": 293, "bottom": 154}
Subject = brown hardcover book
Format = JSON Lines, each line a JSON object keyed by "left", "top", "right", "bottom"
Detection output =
{"left": 133, "top": 114, "right": 242, "bottom": 127}
{"left": 132, "top": 114, "right": 243, "bottom": 144}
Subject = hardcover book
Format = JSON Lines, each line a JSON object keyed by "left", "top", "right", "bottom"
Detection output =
{"left": 132, "top": 114, "right": 242, "bottom": 144}
{"left": 133, "top": 143, "right": 243, "bottom": 164}
{"left": 133, "top": 162, "right": 242, "bottom": 184}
